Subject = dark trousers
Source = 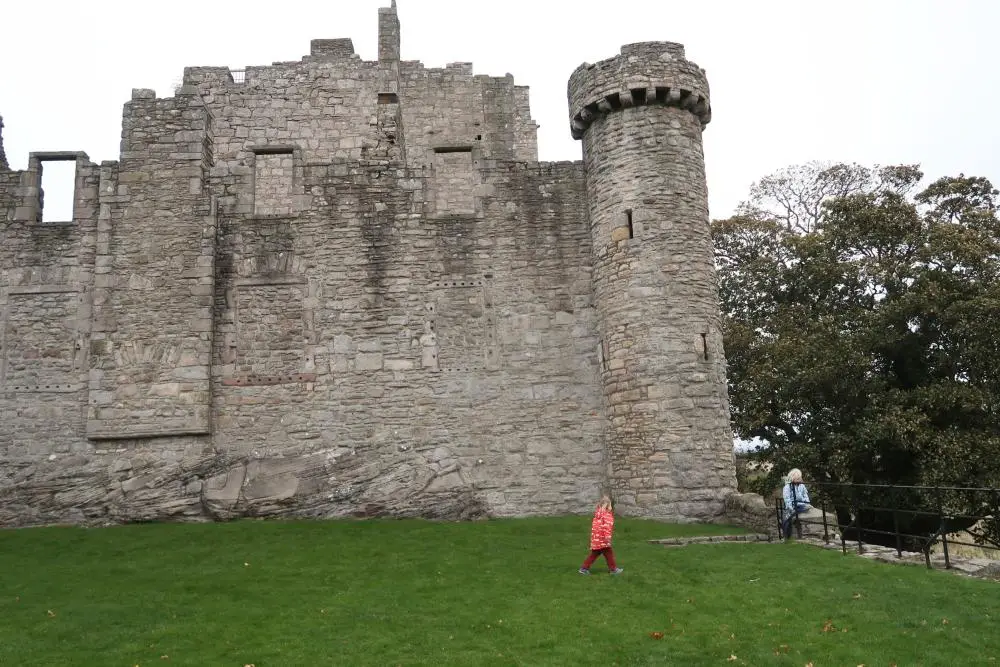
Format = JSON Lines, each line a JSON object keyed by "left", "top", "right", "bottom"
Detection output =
{"left": 582, "top": 547, "right": 617, "bottom": 570}
{"left": 782, "top": 514, "right": 801, "bottom": 539}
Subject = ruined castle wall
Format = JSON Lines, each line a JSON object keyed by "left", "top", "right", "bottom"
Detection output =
{"left": 513, "top": 86, "right": 538, "bottom": 162}
{"left": 0, "top": 136, "right": 600, "bottom": 526}
{"left": 183, "top": 52, "right": 537, "bottom": 205}
{"left": 398, "top": 63, "right": 537, "bottom": 164}
{"left": 201, "top": 159, "right": 603, "bottom": 519}
{"left": 0, "top": 8, "right": 740, "bottom": 527}
{"left": 186, "top": 60, "right": 383, "bottom": 173}
{"left": 0, "top": 153, "right": 101, "bottom": 524}
{"left": 85, "top": 90, "right": 217, "bottom": 439}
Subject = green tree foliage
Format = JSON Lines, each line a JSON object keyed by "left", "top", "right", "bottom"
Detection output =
{"left": 715, "top": 162, "right": 1000, "bottom": 546}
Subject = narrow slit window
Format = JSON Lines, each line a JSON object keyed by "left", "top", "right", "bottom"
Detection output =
{"left": 39, "top": 160, "right": 76, "bottom": 222}
{"left": 700, "top": 333, "right": 709, "bottom": 360}
{"left": 377, "top": 92, "right": 399, "bottom": 104}
{"left": 625, "top": 209, "right": 634, "bottom": 239}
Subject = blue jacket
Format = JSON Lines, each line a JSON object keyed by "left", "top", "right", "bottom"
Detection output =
{"left": 782, "top": 482, "right": 810, "bottom": 519}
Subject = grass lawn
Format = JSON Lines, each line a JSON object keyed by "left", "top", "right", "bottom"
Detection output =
{"left": 1, "top": 516, "right": 998, "bottom": 666}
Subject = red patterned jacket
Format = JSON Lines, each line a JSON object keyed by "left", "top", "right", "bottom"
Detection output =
{"left": 590, "top": 507, "right": 615, "bottom": 550}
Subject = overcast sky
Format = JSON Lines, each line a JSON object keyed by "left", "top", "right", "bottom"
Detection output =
{"left": 2, "top": 0, "right": 998, "bottom": 222}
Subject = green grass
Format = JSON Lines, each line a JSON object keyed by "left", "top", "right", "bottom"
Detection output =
{"left": 1, "top": 517, "right": 997, "bottom": 666}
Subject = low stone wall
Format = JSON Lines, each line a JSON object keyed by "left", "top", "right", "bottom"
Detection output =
{"left": 720, "top": 491, "right": 780, "bottom": 537}
{"left": 649, "top": 533, "right": 771, "bottom": 546}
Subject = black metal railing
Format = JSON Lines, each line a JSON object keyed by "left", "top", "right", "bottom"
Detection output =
{"left": 774, "top": 482, "right": 999, "bottom": 569}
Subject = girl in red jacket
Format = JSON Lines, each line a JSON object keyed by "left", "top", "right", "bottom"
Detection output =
{"left": 578, "top": 495, "right": 624, "bottom": 575}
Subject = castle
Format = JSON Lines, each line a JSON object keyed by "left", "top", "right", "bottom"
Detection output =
{"left": 0, "top": 3, "right": 737, "bottom": 527}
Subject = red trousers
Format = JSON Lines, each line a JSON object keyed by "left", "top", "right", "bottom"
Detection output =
{"left": 582, "top": 547, "right": 617, "bottom": 570}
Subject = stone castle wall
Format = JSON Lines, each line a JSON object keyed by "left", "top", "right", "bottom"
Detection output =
{"left": 0, "top": 4, "right": 736, "bottom": 527}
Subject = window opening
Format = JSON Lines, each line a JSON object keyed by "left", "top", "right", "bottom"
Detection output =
{"left": 253, "top": 148, "right": 294, "bottom": 216}
{"left": 39, "top": 160, "right": 76, "bottom": 222}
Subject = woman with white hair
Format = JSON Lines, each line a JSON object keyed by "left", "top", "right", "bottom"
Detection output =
{"left": 781, "top": 468, "right": 812, "bottom": 540}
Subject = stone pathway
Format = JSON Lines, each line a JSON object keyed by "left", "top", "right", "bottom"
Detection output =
{"left": 649, "top": 534, "right": 771, "bottom": 547}
{"left": 796, "top": 535, "right": 1000, "bottom": 581}
{"left": 648, "top": 533, "right": 1000, "bottom": 582}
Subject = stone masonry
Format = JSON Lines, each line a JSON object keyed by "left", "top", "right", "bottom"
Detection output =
{"left": 0, "top": 3, "right": 737, "bottom": 527}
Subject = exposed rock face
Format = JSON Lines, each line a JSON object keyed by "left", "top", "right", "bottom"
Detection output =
{"left": 0, "top": 445, "right": 488, "bottom": 526}
{"left": 0, "top": 4, "right": 735, "bottom": 527}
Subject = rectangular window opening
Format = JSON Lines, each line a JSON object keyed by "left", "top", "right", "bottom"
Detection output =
{"left": 433, "top": 146, "right": 472, "bottom": 154}
{"left": 253, "top": 149, "right": 294, "bottom": 216}
{"left": 700, "top": 332, "right": 709, "bottom": 360}
{"left": 432, "top": 148, "right": 476, "bottom": 215}
{"left": 39, "top": 160, "right": 76, "bottom": 223}
{"left": 625, "top": 209, "right": 634, "bottom": 239}
{"left": 377, "top": 92, "right": 399, "bottom": 104}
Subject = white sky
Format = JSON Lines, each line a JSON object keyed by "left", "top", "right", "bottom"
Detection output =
{"left": 2, "top": 0, "right": 998, "bottom": 222}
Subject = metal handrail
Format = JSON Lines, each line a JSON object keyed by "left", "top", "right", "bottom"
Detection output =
{"left": 774, "top": 481, "right": 999, "bottom": 570}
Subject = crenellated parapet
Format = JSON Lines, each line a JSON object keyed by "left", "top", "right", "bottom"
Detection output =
{"left": 567, "top": 41, "right": 711, "bottom": 139}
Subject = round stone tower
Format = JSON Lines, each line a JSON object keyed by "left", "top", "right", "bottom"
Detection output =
{"left": 568, "top": 42, "right": 736, "bottom": 520}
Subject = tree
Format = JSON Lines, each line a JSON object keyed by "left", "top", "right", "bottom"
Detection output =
{"left": 715, "top": 163, "right": 1000, "bottom": 548}
{"left": 735, "top": 161, "right": 923, "bottom": 233}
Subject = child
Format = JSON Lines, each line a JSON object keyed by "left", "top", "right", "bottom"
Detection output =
{"left": 579, "top": 495, "right": 623, "bottom": 575}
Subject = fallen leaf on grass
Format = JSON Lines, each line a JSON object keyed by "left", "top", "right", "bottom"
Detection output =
{"left": 942, "top": 618, "right": 949, "bottom": 625}
{"left": 727, "top": 655, "right": 737, "bottom": 662}
{"left": 852, "top": 592, "right": 863, "bottom": 599}
{"left": 244, "top": 562, "right": 250, "bottom": 567}
{"left": 649, "top": 631, "right": 664, "bottom": 640}
{"left": 160, "top": 656, "right": 169, "bottom": 660}
{"left": 821, "top": 619, "right": 836, "bottom": 632}
{"left": 46, "top": 610, "right": 56, "bottom": 617}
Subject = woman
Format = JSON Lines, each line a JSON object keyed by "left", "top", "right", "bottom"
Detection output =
{"left": 782, "top": 468, "right": 811, "bottom": 540}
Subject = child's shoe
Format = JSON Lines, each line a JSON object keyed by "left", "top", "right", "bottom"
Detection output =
{"left": 578, "top": 567, "right": 590, "bottom": 575}
{"left": 610, "top": 567, "right": 624, "bottom": 575}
